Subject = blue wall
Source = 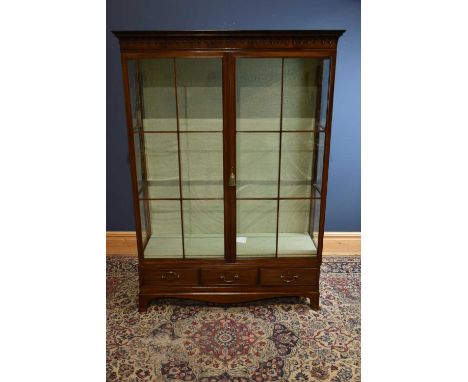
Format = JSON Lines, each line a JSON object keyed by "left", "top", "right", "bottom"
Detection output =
{"left": 107, "top": 0, "right": 361, "bottom": 231}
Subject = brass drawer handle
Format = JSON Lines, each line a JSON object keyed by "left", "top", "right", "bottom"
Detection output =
{"left": 161, "top": 271, "right": 180, "bottom": 281}
{"left": 220, "top": 273, "right": 239, "bottom": 283}
{"left": 280, "top": 273, "right": 299, "bottom": 283}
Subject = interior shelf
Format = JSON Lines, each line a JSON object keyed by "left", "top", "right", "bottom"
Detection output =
{"left": 237, "top": 233, "right": 317, "bottom": 258}
{"left": 144, "top": 234, "right": 224, "bottom": 259}
{"left": 143, "top": 233, "right": 317, "bottom": 259}
{"left": 139, "top": 117, "right": 324, "bottom": 132}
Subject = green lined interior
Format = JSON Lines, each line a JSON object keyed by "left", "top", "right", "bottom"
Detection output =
{"left": 127, "top": 57, "right": 329, "bottom": 259}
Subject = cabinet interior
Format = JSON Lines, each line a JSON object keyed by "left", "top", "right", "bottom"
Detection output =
{"left": 127, "top": 56, "right": 330, "bottom": 260}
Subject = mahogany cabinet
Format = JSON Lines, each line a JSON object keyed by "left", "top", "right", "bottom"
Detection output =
{"left": 114, "top": 30, "right": 344, "bottom": 312}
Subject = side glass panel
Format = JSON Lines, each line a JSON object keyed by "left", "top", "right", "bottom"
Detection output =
{"left": 310, "top": 198, "right": 321, "bottom": 249}
{"left": 314, "top": 58, "right": 329, "bottom": 194}
{"left": 236, "top": 57, "right": 329, "bottom": 258}
{"left": 127, "top": 60, "right": 140, "bottom": 131}
{"left": 314, "top": 132, "right": 326, "bottom": 193}
{"left": 127, "top": 60, "right": 150, "bottom": 246}
{"left": 127, "top": 58, "right": 224, "bottom": 259}
{"left": 320, "top": 59, "right": 330, "bottom": 128}
{"left": 133, "top": 130, "right": 144, "bottom": 196}
{"left": 138, "top": 200, "right": 149, "bottom": 248}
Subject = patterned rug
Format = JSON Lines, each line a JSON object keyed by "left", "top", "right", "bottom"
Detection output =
{"left": 107, "top": 257, "right": 361, "bottom": 382}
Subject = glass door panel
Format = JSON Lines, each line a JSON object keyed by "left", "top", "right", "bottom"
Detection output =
{"left": 177, "top": 58, "right": 224, "bottom": 258}
{"left": 280, "top": 132, "right": 314, "bottom": 198}
{"left": 183, "top": 200, "right": 225, "bottom": 258}
{"left": 235, "top": 57, "right": 330, "bottom": 259}
{"left": 236, "top": 200, "right": 277, "bottom": 258}
{"left": 277, "top": 200, "right": 315, "bottom": 257}
{"left": 145, "top": 201, "right": 183, "bottom": 258}
{"left": 176, "top": 58, "right": 223, "bottom": 132}
{"left": 140, "top": 59, "right": 178, "bottom": 132}
{"left": 236, "top": 58, "right": 282, "bottom": 131}
{"left": 145, "top": 133, "right": 180, "bottom": 198}
{"left": 237, "top": 133, "right": 279, "bottom": 198}
{"left": 180, "top": 132, "right": 223, "bottom": 198}
{"left": 235, "top": 58, "right": 281, "bottom": 257}
{"left": 282, "top": 58, "right": 321, "bottom": 131}
{"left": 127, "top": 57, "right": 224, "bottom": 259}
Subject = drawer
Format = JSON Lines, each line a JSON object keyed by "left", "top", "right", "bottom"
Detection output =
{"left": 260, "top": 268, "right": 319, "bottom": 286}
{"left": 200, "top": 268, "right": 257, "bottom": 286}
{"left": 142, "top": 269, "right": 198, "bottom": 285}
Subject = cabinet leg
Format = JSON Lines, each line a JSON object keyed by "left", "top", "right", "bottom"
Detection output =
{"left": 309, "top": 294, "right": 320, "bottom": 311}
{"left": 138, "top": 295, "right": 151, "bottom": 313}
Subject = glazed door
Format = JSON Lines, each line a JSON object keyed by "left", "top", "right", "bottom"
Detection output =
{"left": 127, "top": 56, "right": 227, "bottom": 260}
{"left": 233, "top": 56, "right": 331, "bottom": 259}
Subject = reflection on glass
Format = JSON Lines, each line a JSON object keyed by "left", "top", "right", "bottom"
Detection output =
{"left": 314, "top": 132, "right": 325, "bottom": 192}
{"left": 237, "top": 133, "right": 279, "bottom": 198}
{"left": 144, "top": 201, "right": 183, "bottom": 258}
{"left": 283, "top": 58, "right": 322, "bottom": 131}
{"left": 310, "top": 198, "right": 321, "bottom": 248}
{"left": 127, "top": 60, "right": 140, "bottom": 131}
{"left": 236, "top": 200, "right": 277, "bottom": 258}
{"left": 129, "top": 60, "right": 146, "bottom": 200}
{"left": 320, "top": 59, "right": 330, "bottom": 128}
{"left": 144, "top": 133, "right": 180, "bottom": 198}
{"left": 280, "top": 132, "right": 314, "bottom": 197}
{"left": 236, "top": 58, "right": 282, "bottom": 131}
{"left": 140, "top": 59, "right": 177, "bottom": 131}
{"left": 176, "top": 59, "right": 223, "bottom": 131}
{"left": 139, "top": 200, "right": 148, "bottom": 245}
{"left": 183, "top": 200, "right": 224, "bottom": 258}
{"left": 278, "top": 200, "right": 317, "bottom": 257}
{"left": 180, "top": 133, "right": 223, "bottom": 198}
{"left": 133, "top": 131, "right": 144, "bottom": 195}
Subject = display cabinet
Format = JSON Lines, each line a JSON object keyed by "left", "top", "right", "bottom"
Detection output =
{"left": 114, "top": 30, "right": 344, "bottom": 312}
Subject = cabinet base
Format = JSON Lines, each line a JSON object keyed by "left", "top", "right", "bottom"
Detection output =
{"left": 138, "top": 292, "right": 320, "bottom": 312}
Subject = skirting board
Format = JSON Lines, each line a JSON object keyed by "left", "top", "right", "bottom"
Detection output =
{"left": 106, "top": 231, "right": 360, "bottom": 257}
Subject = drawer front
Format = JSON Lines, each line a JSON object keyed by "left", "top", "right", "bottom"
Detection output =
{"left": 142, "top": 269, "right": 198, "bottom": 285}
{"left": 200, "top": 268, "right": 258, "bottom": 286}
{"left": 260, "top": 268, "right": 319, "bottom": 286}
